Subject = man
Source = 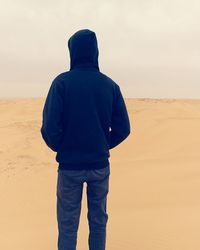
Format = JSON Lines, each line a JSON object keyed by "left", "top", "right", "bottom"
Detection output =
{"left": 40, "top": 29, "right": 131, "bottom": 250}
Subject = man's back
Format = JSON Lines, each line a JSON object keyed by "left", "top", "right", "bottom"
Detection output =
{"left": 41, "top": 29, "right": 131, "bottom": 170}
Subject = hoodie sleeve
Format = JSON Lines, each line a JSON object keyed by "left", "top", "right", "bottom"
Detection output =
{"left": 40, "top": 78, "right": 64, "bottom": 152}
{"left": 109, "top": 84, "right": 131, "bottom": 149}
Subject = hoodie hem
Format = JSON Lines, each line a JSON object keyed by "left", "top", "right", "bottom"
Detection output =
{"left": 58, "top": 158, "right": 109, "bottom": 171}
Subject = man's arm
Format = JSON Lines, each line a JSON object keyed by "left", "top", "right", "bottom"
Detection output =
{"left": 40, "top": 78, "right": 64, "bottom": 152}
{"left": 109, "top": 84, "right": 131, "bottom": 149}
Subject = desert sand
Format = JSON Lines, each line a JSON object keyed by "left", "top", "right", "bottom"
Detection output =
{"left": 0, "top": 97, "right": 200, "bottom": 250}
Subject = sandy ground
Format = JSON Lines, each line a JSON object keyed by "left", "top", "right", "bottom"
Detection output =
{"left": 0, "top": 97, "right": 200, "bottom": 250}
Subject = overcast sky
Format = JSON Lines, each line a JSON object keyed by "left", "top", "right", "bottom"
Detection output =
{"left": 0, "top": 0, "right": 200, "bottom": 99}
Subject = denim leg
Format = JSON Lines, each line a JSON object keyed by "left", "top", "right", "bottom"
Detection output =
{"left": 56, "top": 169, "right": 84, "bottom": 250}
{"left": 86, "top": 166, "right": 110, "bottom": 250}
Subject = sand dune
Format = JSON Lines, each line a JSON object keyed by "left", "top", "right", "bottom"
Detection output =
{"left": 1, "top": 97, "right": 200, "bottom": 250}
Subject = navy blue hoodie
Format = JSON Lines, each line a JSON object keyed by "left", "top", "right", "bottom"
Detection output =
{"left": 40, "top": 29, "right": 131, "bottom": 170}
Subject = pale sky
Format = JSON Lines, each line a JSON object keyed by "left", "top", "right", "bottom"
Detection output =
{"left": 0, "top": 0, "right": 200, "bottom": 99}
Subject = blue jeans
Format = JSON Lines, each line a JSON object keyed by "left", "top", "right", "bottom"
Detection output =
{"left": 56, "top": 164, "right": 110, "bottom": 250}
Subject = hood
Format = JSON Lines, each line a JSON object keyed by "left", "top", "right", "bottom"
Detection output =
{"left": 68, "top": 29, "right": 100, "bottom": 71}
